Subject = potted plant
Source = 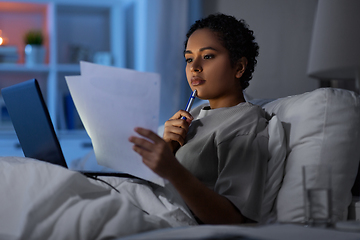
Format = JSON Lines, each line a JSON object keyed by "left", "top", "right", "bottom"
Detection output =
{"left": 24, "top": 30, "right": 45, "bottom": 66}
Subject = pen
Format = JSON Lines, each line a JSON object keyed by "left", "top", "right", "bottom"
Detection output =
{"left": 181, "top": 89, "right": 197, "bottom": 120}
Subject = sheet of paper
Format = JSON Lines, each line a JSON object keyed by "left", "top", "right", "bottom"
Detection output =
{"left": 65, "top": 62, "right": 164, "bottom": 186}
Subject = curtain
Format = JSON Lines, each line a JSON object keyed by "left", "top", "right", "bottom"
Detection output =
{"left": 122, "top": 0, "right": 202, "bottom": 125}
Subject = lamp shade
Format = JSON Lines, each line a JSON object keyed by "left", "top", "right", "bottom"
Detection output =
{"left": 307, "top": 0, "right": 360, "bottom": 80}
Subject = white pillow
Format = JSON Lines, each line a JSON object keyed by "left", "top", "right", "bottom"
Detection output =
{"left": 260, "top": 115, "right": 287, "bottom": 223}
{"left": 263, "top": 88, "right": 360, "bottom": 222}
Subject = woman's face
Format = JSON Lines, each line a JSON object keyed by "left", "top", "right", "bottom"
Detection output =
{"left": 185, "top": 28, "right": 245, "bottom": 109}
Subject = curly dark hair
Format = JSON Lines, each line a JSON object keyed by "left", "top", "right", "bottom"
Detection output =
{"left": 185, "top": 13, "right": 259, "bottom": 90}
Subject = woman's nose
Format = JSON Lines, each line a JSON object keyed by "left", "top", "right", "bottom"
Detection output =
{"left": 190, "top": 58, "right": 203, "bottom": 73}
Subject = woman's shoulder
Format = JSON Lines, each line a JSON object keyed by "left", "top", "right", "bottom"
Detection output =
{"left": 218, "top": 102, "right": 267, "bottom": 120}
{"left": 221, "top": 102, "right": 267, "bottom": 126}
{"left": 214, "top": 102, "right": 268, "bottom": 141}
{"left": 239, "top": 102, "right": 268, "bottom": 118}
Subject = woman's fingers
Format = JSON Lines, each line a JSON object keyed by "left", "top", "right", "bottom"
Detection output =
{"left": 163, "top": 128, "right": 187, "bottom": 146}
{"left": 129, "top": 127, "right": 163, "bottom": 149}
{"left": 129, "top": 129, "right": 159, "bottom": 161}
{"left": 162, "top": 110, "right": 194, "bottom": 151}
{"left": 169, "top": 110, "right": 194, "bottom": 121}
{"left": 164, "top": 118, "right": 189, "bottom": 131}
{"left": 164, "top": 121, "right": 188, "bottom": 135}
{"left": 129, "top": 134, "right": 153, "bottom": 151}
{"left": 128, "top": 128, "right": 179, "bottom": 179}
{"left": 134, "top": 127, "right": 160, "bottom": 141}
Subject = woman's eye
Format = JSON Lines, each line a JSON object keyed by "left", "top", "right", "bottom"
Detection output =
{"left": 204, "top": 54, "right": 214, "bottom": 60}
{"left": 185, "top": 58, "right": 193, "bottom": 63}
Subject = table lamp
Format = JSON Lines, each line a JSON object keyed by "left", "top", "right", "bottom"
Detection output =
{"left": 0, "top": 30, "right": 9, "bottom": 46}
{"left": 308, "top": 0, "right": 360, "bottom": 224}
{"left": 307, "top": 0, "right": 360, "bottom": 91}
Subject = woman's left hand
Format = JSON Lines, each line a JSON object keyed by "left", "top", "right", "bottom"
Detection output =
{"left": 128, "top": 127, "right": 181, "bottom": 180}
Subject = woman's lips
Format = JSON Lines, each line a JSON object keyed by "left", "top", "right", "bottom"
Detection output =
{"left": 191, "top": 77, "right": 205, "bottom": 86}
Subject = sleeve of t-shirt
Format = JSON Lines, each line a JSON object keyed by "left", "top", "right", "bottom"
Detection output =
{"left": 214, "top": 129, "right": 269, "bottom": 222}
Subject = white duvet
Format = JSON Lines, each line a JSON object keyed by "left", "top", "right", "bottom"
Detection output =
{"left": 0, "top": 157, "right": 197, "bottom": 240}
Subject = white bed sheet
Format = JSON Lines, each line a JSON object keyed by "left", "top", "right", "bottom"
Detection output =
{"left": 117, "top": 224, "right": 360, "bottom": 240}
{"left": 0, "top": 157, "right": 197, "bottom": 240}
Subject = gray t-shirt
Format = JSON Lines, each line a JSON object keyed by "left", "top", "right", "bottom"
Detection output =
{"left": 175, "top": 102, "right": 269, "bottom": 222}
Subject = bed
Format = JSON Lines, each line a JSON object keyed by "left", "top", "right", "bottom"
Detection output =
{"left": 0, "top": 87, "right": 359, "bottom": 239}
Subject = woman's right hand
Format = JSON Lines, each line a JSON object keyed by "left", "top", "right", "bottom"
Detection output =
{"left": 163, "top": 110, "right": 193, "bottom": 153}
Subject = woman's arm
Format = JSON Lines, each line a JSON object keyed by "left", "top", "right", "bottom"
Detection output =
{"left": 166, "top": 155, "right": 246, "bottom": 224}
{"left": 129, "top": 127, "right": 246, "bottom": 224}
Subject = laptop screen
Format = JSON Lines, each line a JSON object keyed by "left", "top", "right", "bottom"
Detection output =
{"left": 1, "top": 79, "right": 68, "bottom": 168}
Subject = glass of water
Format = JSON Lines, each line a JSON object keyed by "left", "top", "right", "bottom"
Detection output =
{"left": 302, "top": 165, "right": 332, "bottom": 227}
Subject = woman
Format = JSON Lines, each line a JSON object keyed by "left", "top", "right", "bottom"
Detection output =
{"left": 129, "top": 14, "right": 269, "bottom": 224}
{"left": 0, "top": 14, "right": 270, "bottom": 239}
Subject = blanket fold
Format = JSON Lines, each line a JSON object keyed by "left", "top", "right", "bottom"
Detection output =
{"left": 0, "top": 157, "right": 196, "bottom": 240}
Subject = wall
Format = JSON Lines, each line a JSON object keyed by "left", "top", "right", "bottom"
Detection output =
{"left": 203, "top": 0, "right": 319, "bottom": 99}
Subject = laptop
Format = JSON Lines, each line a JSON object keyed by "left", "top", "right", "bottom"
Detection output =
{"left": 1, "top": 78, "right": 137, "bottom": 179}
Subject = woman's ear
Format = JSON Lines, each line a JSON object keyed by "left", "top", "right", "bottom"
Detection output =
{"left": 235, "top": 57, "right": 248, "bottom": 78}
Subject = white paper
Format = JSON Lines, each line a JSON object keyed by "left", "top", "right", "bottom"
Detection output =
{"left": 65, "top": 62, "right": 164, "bottom": 186}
